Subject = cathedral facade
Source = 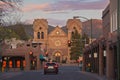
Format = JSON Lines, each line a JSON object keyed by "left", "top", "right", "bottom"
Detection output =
{"left": 33, "top": 18, "right": 82, "bottom": 63}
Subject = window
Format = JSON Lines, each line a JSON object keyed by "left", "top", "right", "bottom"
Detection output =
{"left": 73, "top": 27, "right": 76, "bottom": 29}
{"left": 110, "top": 9, "right": 117, "bottom": 32}
{"left": 9, "top": 61, "right": 12, "bottom": 68}
{"left": 17, "top": 60, "right": 20, "bottom": 68}
{"left": 56, "top": 31, "right": 60, "bottom": 35}
{"left": 39, "top": 27, "right": 42, "bottom": 30}
{"left": 41, "top": 32, "right": 44, "bottom": 39}
{"left": 37, "top": 32, "right": 40, "bottom": 39}
{"left": 26, "top": 44, "right": 30, "bottom": 47}
{"left": 3, "top": 61, "right": 6, "bottom": 68}
{"left": 71, "top": 31, "right": 74, "bottom": 35}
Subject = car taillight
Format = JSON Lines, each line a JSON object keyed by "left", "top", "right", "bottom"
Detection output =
{"left": 44, "top": 65, "right": 48, "bottom": 68}
{"left": 54, "top": 65, "right": 58, "bottom": 68}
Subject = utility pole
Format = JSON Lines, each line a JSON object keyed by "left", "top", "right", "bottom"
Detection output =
{"left": 117, "top": 0, "right": 120, "bottom": 80}
{"left": 90, "top": 19, "right": 92, "bottom": 43}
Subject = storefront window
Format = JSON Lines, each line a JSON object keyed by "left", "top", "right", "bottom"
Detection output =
{"left": 9, "top": 61, "right": 12, "bottom": 68}
{"left": 17, "top": 60, "right": 20, "bottom": 68}
{"left": 3, "top": 61, "right": 6, "bottom": 68}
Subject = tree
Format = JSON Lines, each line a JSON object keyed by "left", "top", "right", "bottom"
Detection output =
{"left": 8, "top": 24, "right": 30, "bottom": 40}
{"left": 0, "top": 0, "right": 22, "bottom": 25}
{"left": 70, "top": 28, "right": 83, "bottom": 60}
{"left": 0, "top": 26, "right": 20, "bottom": 40}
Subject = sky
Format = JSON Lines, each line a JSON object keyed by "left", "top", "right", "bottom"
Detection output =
{"left": 21, "top": 0, "right": 109, "bottom": 26}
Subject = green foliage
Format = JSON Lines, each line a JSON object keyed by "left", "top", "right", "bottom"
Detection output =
{"left": 8, "top": 24, "right": 30, "bottom": 40}
{"left": 70, "top": 28, "right": 83, "bottom": 60}
{"left": 0, "top": 26, "right": 20, "bottom": 40}
{"left": 0, "top": 23, "right": 30, "bottom": 41}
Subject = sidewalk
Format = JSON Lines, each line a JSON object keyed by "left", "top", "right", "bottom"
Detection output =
{"left": 81, "top": 71, "right": 107, "bottom": 80}
{"left": 61, "top": 63, "right": 107, "bottom": 80}
{"left": 0, "top": 72, "right": 22, "bottom": 80}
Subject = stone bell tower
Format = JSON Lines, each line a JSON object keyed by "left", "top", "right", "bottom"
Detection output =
{"left": 33, "top": 19, "right": 48, "bottom": 50}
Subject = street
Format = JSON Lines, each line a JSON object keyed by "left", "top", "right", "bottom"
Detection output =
{"left": 0, "top": 64, "right": 103, "bottom": 80}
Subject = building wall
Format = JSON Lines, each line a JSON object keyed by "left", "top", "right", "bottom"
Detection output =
{"left": 102, "top": 0, "right": 118, "bottom": 79}
{"left": 48, "top": 26, "right": 68, "bottom": 61}
{"left": 110, "top": 0, "right": 117, "bottom": 33}
{"left": 102, "top": 4, "right": 110, "bottom": 39}
{"left": 1, "top": 42, "right": 42, "bottom": 71}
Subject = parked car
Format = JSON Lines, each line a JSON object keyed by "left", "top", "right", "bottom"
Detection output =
{"left": 44, "top": 62, "right": 59, "bottom": 74}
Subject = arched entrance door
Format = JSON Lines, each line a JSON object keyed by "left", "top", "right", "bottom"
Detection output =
{"left": 54, "top": 52, "right": 61, "bottom": 63}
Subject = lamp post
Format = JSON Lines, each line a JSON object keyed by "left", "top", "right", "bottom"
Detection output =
{"left": 117, "top": 0, "right": 120, "bottom": 79}
{"left": 94, "top": 52, "right": 97, "bottom": 58}
{"left": 73, "top": 16, "right": 92, "bottom": 43}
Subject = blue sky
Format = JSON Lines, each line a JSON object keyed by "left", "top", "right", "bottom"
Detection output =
{"left": 21, "top": 0, "right": 109, "bottom": 26}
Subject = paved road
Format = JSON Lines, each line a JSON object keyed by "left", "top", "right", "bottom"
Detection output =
{"left": 0, "top": 64, "right": 104, "bottom": 80}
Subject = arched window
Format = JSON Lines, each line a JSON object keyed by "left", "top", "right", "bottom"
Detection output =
{"left": 39, "top": 27, "right": 42, "bottom": 30}
{"left": 71, "top": 31, "right": 74, "bottom": 35}
{"left": 41, "top": 32, "right": 44, "bottom": 39}
{"left": 73, "top": 27, "right": 76, "bottom": 29}
{"left": 37, "top": 32, "right": 40, "bottom": 39}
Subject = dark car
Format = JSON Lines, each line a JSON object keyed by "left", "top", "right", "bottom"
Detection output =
{"left": 44, "top": 62, "right": 59, "bottom": 74}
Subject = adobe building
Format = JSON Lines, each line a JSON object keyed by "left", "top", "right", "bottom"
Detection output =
{"left": 83, "top": 0, "right": 119, "bottom": 80}
{"left": 100, "top": 1, "right": 118, "bottom": 79}
{"left": 0, "top": 39, "right": 42, "bottom": 71}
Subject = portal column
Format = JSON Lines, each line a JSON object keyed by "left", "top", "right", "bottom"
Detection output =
{"left": 25, "top": 52, "right": 30, "bottom": 71}
{"left": 99, "top": 43, "right": 104, "bottom": 76}
{"left": 106, "top": 43, "right": 114, "bottom": 80}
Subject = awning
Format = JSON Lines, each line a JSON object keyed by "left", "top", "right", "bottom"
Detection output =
{"left": 39, "top": 54, "right": 44, "bottom": 59}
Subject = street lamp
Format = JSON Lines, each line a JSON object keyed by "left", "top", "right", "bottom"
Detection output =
{"left": 94, "top": 52, "right": 97, "bottom": 58}
{"left": 89, "top": 54, "right": 91, "bottom": 58}
{"left": 73, "top": 16, "right": 92, "bottom": 43}
{"left": 103, "top": 50, "right": 106, "bottom": 57}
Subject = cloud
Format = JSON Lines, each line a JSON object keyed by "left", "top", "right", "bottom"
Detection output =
{"left": 24, "top": 19, "right": 34, "bottom": 24}
{"left": 22, "top": 0, "right": 109, "bottom": 13}
{"left": 24, "top": 18, "right": 66, "bottom": 26}
{"left": 22, "top": 3, "right": 50, "bottom": 12}
{"left": 44, "top": 10, "right": 69, "bottom": 14}
{"left": 47, "top": 18, "right": 66, "bottom": 26}
{"left": 44, "top": 0, "right": 109, "bottom": 11}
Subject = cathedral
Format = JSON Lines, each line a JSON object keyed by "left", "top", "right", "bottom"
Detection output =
{"left": 33, "top": 18, "right": 82, "bottom": 63}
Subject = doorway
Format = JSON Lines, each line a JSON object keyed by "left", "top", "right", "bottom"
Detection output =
{"left": 54, "top": 52, "right": 61, "bottom": 63}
